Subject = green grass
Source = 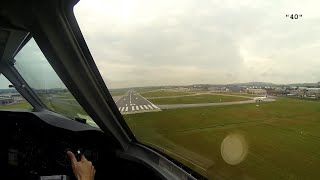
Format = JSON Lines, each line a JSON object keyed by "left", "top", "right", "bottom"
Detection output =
{"left": 0, "top": 96, "right": 98, "bottom": 127}
{"left": 124, "top": 98, "right": 320, "bottom": 179}
{"left": 49, "top": 100, "right": 98, "bottom": 127}
{"left": 140, "top": 90, "right": 195, "bottom": 97}
{"left": 110, "top": 91, "right": 127, "bottom": 96}
{"left": 0, "top": 101, "right": 33, "bottom": 110}
{"left": 133, "top": 87, "right": 164, "bottom": 93}
{"left": 48, "top": 100, "right": 84, "bottom": 117}
{"left": 39, "top": 97, "right": 98, "bottom": 127}
{"left": 54, "top": 92, "right": 75, "bottom": 98}
{"left": 38, "top": 94, "right": 85, "bottom": 117}
{"left": 149, "top": 94, "right": 249, "bottom": 104}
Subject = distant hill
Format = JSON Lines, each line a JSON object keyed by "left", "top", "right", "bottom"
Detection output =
{"left": 226, "top": 82, "right": 277, "bottom": 87}
{"left": 0, "top": 89, "right": 18, "bottom": 94}
{"left": 107, "top": 81, "right": 320, "bottom": 90}
{"left": 287, "top": 82, "right": 320, "bottom": 87}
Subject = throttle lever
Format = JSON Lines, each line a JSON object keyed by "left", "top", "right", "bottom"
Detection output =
{"left": 76, "top": 149, "right": 81, "bottom": 161}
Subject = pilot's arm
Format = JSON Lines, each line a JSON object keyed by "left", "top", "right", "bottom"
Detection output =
{"left": 67, "top": 151, "right": 96, "bottom": 180}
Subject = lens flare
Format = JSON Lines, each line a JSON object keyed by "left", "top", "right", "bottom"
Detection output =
{"left": 221, "top": 133, "right": 248, "bottom": 165}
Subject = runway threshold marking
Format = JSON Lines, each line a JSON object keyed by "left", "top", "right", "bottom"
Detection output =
{"left": 116, "top": 90, "right": 161, "bottom": 114}
{"left": 151, "top": 104, "right": 159, "bottom": 109}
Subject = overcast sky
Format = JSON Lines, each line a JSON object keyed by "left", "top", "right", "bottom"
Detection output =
{"left": 1, "top": 0, "right": 320, "bottom": 89}
{"left": 72, "top": 0, "right": 320, "bottom": 88}
{"left": 0, "top": 39, "right": 65, "bottom": 89}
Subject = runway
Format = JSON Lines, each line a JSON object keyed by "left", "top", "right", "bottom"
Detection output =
{"left": 115, "top": 90, "right": 161, "bottom": 114}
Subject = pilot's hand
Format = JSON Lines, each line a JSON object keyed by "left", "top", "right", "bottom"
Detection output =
{"left": 67, "top": 151, "right": 96, "bottom": 180}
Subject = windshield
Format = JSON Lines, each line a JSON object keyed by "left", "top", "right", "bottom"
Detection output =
{"left": 75, "top": 0, "right": 320, "bottom": 179}
{"left": 0, "top": 74, "right": 32, "bottom": 110}
{"left": 14, "top": 38, "right": 98, "bottom": 127}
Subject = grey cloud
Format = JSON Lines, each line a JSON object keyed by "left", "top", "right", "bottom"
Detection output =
{"left": 2, "top": 0, "right": 319, "bottom": 89}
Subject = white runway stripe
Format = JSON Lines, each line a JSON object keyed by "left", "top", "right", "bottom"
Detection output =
{"left": 118, "top": 107, "right": 121, "bottom": 111}
{"left": 132, "top": 106, "right": 135, "bottom": 111}
{"left": 143, "top": 105, "right": 149, "bottom": 110}
{"left": 147, "top": 105, "right": 153, "bottom": 109}
{"left": 120, "top": 107, "right": 124, "bottom": 111}
{"left": 151, "top": 104, "right": 159, "bottom": 109}
{"left": 140, "top": 105, "right": 144, "bottom": 110}
{"left": 136, "top": 106, "right": 139, "bottom": 110}
{"left": 125, "top": 107, "right": 128, "bottom": 111}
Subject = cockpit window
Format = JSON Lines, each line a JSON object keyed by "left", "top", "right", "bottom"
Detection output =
{"left": 14, "top": 38, "right": 98, "bottom": 127}
{"left": 0, "top": 74, "right": 32, "bottom": 110}
{"left": 74, "top": 0, "right": 320, "bottom": 179}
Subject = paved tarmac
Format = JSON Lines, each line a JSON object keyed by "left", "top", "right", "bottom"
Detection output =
{"left": 115, "top": 90, "right": 161, "bottom": 114}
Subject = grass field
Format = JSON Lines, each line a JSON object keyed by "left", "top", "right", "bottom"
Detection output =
{"left": 212, "top": 92, "right": 259, "bottom": 97}
{"left": 140, "top": 90, "right": 195, "bottom": 97}
{"left": 124, "top": 98, "right": 320, "bottom": 179}
{"left": 133, "top": 87, "right": 166, "bottom": 93}
{"left": 149, "top": 94, "right": 249, "bottom": 104}
{"left": 38, "top": 95, "right": 98, "bottom": 127}
{"left": 54, "top": 92, "right": 75, "bottom": 98}
{"left": 0, "top": 101, "right": 32, "bottom": 110}
{"left": 110, "top": 91, "right": 127, "bottom": 96}
{"left": 50, "top": 100, "right": 98, "bottom": 126}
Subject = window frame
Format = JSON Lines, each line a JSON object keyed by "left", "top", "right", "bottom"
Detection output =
{"left": 0, "top": 30, "right": 46, "bottom": 111}
{"left": 64, "top": 1, "right": 204, "bottom": 179}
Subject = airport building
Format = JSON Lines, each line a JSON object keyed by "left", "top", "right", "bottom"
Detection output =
{"left": 228, "top": 86, "right": 242, "bottom": 92}
{"left": 306, "top": 88, "right": 320, "bottom": 95}
{"left": 246, "top": 88, "right": 267, "bottom": 95}
{"left": 0, "top": 97, "right": 14, "bottom": 105}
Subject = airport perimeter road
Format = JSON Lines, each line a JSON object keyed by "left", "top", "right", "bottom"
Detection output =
{"left": 115, "top": 90, "right": 161, "bottom": 114}
{"left": 158, "top": 99, "right": 275, "bottom": 109}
